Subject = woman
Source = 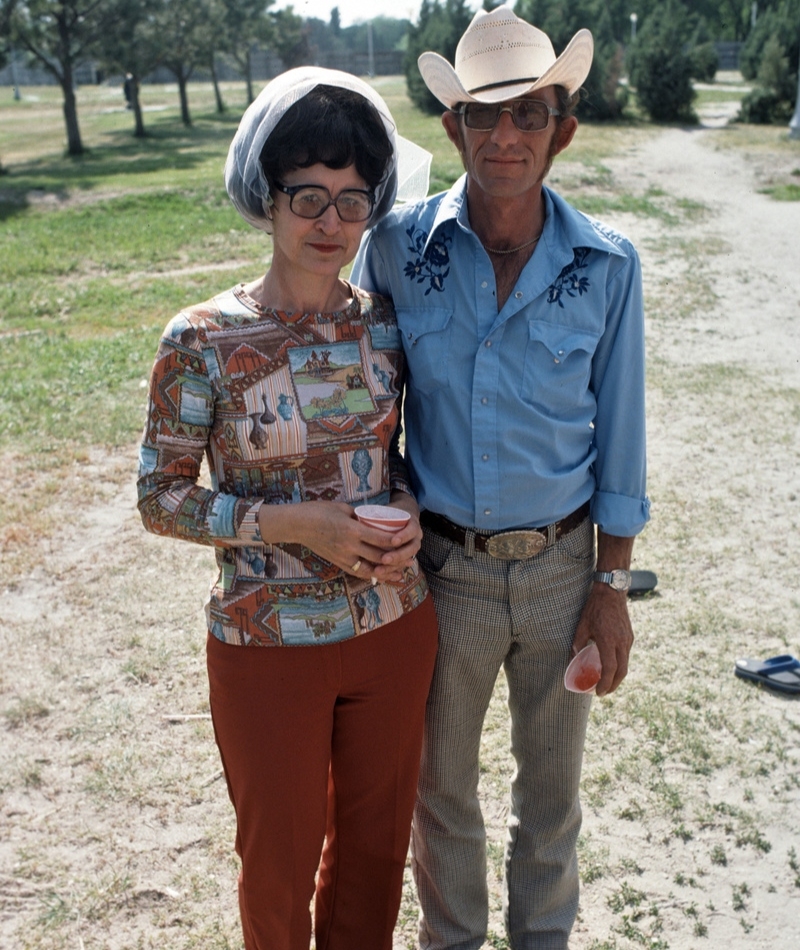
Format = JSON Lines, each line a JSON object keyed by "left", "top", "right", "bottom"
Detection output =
{"left": 137, "top": 67, "right": 437, "bottom": 950}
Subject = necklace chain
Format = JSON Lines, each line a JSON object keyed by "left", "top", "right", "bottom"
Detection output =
{"left": 483, "top": 231, "right": 543, "bottom": 256}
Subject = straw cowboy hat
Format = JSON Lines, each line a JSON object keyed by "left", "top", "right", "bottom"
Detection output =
{"left": 418, "top": 6, "right": 594, "bottom": 109}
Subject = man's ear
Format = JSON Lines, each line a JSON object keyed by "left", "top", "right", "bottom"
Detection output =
{"left": 553, "top": 116, "right": 579, "bottom": 156}
{"left": 442, "top": 110, "right": 463, "bottom": 151}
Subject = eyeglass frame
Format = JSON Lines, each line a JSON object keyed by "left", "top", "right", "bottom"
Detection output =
{"left": 454, "top": 99, "right": 562, "bottom": 132}
{"left": 271, "top": 181, "right": 376, "bottom": 222}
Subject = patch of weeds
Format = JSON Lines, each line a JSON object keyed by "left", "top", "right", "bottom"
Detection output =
{"left": 486, "top": 933, "right": 510, "bottom": 949}
{"left": 653, "top": 781, "right": 684, "bottom": 815}
{"left": 584, "top": 769, "right": 614, "bottom": 808}
{"left": 22, "top": 762, "right": 44, "bottom": 788}
{"left": 672, "top": 822, "right": 694, "bottom": 844}
{"left": 619, "top": 857, "right": 644, "bottom": 876}
{"left": 578, "top": 833, "right": 610, "bottom": 884}
{"left": 739, "top": 916, "right": 754, "bottom": 933}
{"left": 614, "top": 914, "right": 669, "bottom": 949}
{"left": 735, "top": 826, "right": 771, "bottom": 853}
{"left": 694, "top": 920, "right": 709, "bottom": 937}
{"left": 618, "top": 800, "right": 645, "bottom": 822}
{"left": 710, "top": 844, "right": 727, "bottom": 866}
{"left": 731, "top": 882, "right": 750, "bottom": 912}
{"left": 573, "top": 192, "right": 679, "bottom": 224}
{"left": 760, "top": 183, "right": 800, "bottom": 201}
{"left": 674, "top": 872, "right": 699, "bottom": 888}
{"left": 486, "top": 841, "right": 504, "bottom": 882}
{"left": 675, "top": 196, "right": 708, "bottom": 219}
{"left": 3, "top": 696, "right": 50, "bottom": 728}
{"left": 607, "top": 881, "right": 648, "bottom": 917}
{"left": 588, "top": 940, "right": 618, "bottom": 950}
{"left": 789, "top": 847, "right": 800, "bottom": 888}
{"left": 37, "top": 889, "right": 73, "bottom": 929}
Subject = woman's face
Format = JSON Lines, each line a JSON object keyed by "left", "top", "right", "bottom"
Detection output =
{"left": 269, "top": 163, "right": 372, "bottom": 280}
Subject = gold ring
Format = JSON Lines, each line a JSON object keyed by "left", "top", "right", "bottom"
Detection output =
{"left": 351, "top": 559, "right": 362, "bottom": 573}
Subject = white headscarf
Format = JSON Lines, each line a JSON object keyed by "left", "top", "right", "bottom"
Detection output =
{"left": 225, "top": 66, "right": 431, "bottom": 234}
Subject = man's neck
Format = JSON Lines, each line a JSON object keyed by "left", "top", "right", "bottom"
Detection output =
{"left": 466, "top": 180, "right": 546, "bottom": 253}
{"left": 466, "top": 180, "right": 547, "bottom": 311}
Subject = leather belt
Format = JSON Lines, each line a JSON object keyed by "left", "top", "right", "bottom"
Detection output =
{"left": 420, "top": 502, "right": 590, "bottom": 560}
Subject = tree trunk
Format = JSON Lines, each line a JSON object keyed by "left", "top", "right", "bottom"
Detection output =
{"left": 178, "top": 73, "right": 191, "bottom": 126}
{"left": 211, "top": 56, "right": 225, "bottom": 113}
{"left": 132, "top": 78, "right": 146, "bottom": 138}
{"left": 245, "top": 49, "right": 254, "bottom": 105}
{"left": 61, "top": 69, "right": 84, "bottom": 156}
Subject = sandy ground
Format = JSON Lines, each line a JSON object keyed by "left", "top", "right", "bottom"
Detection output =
{"left": 2, "top": 101, "right": 800, "bottom": 949}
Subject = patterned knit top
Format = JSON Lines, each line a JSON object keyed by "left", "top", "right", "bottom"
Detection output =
{"left": 137, "top": 284, "right": 428, "bottom": 647}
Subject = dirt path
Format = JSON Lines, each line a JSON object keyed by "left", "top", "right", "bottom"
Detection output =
{"left": 2, "top": 118, "right": 799, "bottom": 950}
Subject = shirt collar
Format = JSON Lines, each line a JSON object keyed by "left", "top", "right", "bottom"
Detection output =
{"left": 421, "top": 175, "right": 627, "bottom": 264}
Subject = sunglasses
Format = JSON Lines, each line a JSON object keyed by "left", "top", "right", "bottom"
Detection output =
{"left": 455, "top": 99, "right": 562, "bottom": 132}
{"left": 272, "top": 182, "right": 375, "bottom": 223}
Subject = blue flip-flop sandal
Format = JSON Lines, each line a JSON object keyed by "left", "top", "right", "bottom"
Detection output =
{"left": 734, "top": 655, "right": 800, "bottom": 695}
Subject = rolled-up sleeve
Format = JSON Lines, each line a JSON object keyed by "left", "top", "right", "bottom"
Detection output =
{"left": 590, "top": 246, "right": 650, "bottom": 537}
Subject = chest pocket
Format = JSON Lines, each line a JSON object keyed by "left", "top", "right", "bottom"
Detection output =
{"left": 395, "top": 307, "right": 453, "bottom": 395}
{"left": 520, "top": 320, "right": 599, "bottom": 412}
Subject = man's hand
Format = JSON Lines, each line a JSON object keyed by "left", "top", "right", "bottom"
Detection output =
{"left": 572, "top": 531, "right": 636, "bottom": 695}
{"left": 572, "top": 585, "right": 633, "bottom": 695}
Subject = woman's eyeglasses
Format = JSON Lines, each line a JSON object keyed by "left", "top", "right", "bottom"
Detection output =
{"left": 273, "top": 182, "right": 375, "bottom": 222}
{"left": 455, "top": 100, "right": 562, "bottom": 132}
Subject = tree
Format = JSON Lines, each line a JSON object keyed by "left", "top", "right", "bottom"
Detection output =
{"left": 405, "top": 0, "right": 474, "bottom": 114}
{"left": 517, "top": 0, "right": 628, "bottom": 120}
{"left": 7, "top": 0, "right": 113, "bottom": 156}
{"left": 98, "top": 0, "right": 163, "bottom": 137}
{"left": 627, "top": 0, "right": 698, "bottom": 123}
{"left": 268, "top": 6, "right": 309, "bottom": 68}
{"left": 738, "top": 30, "right": 797, "bottom": 122}
{"left": 0, "top": 0, "right": 16, "bottom": 173}
{"left": 154, "top": 0, "right": 215, "bottom": 126}
{"left": 739, "top": 0, "right": 800, "bottom": 81}
{"left": 219, "top": 0, "right": 274, "bottom": 105}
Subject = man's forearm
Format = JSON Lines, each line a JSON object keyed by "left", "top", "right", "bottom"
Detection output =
{"left": 595, "top": 530, "right": 635, "bottom": 573}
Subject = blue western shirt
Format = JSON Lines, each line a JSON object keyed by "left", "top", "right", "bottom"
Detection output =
{"left": 351, "top": 176, "right": 650, "bottom": 537}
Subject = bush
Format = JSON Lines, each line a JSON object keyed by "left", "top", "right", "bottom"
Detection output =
{"left": 578, "top": 40, "right": 627, "bottom": 120}
{"left": 739, "top": 4, "right": 800, "bottom": 83}
{"left": 627, "top": 1, "right": 697, "bottom": 124}
{"left": 736, "top": 33, "right": 796, "bottom": 125}
{"left": 737, "top": 86, "right": 794, "bottom": 124}
{"left": 690, "top": 42, "right": 718, "bottom": 83}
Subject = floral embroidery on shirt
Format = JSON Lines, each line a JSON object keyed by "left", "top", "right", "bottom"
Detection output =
{"left": 547, "top": 247, "right": 591, "bottom": 308}
{"left": 404, "top": 226, "right": 451, "bottom": 295}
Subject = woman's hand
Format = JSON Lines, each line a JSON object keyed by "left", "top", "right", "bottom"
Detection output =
{"left": 257, "top": 499, "right": 414, "bottom": 583}
{"left": 369, "top": 491, "right": 423, "bottom": 584}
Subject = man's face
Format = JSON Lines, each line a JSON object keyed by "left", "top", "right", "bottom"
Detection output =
{"left": 441, "top": 86, "right": 577, "bottom": 201}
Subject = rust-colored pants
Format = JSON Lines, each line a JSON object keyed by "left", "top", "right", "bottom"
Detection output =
{"left": 207, "top": 596, "right": 438, "bottom": 950}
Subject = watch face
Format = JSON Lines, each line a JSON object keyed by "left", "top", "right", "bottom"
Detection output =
{"left": 610, "top": 570, "right": 632, "bottom": 591}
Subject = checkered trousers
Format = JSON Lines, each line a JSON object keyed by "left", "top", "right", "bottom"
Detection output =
{"left": 412, "top": 515, "right": 596, "bottom": 950}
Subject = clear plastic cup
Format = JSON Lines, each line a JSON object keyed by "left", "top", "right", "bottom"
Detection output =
{"left": 564, "top": 642, "right": 602, "bottom": 693}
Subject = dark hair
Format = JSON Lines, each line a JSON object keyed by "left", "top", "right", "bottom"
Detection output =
{"left": 260, "top": 85, "right": 393, "bottom": 192}
{"left": 554, "top": 84, "right": 580, "bottom": 119}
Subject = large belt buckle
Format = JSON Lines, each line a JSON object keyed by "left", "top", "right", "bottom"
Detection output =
{"left": 485, "top": 529, "right": 547, "bottom": 560}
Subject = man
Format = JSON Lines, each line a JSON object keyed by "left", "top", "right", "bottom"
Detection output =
{"left": 352, "top": 8, "right": 650, "bottom": 949}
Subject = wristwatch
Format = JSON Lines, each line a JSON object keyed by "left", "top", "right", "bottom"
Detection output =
{"left": 593, "top": 569, "right": 632, "bottom": 592}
